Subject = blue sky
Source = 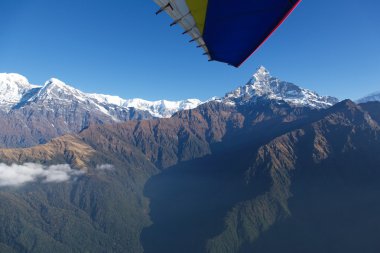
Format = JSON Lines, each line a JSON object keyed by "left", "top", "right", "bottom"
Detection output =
{"left": 0, "top": 0, "right": 379, "bottom": 101}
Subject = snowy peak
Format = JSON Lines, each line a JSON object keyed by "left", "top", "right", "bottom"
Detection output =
{"left": 87, "top": 95, "right": 202, "bottom": 118}
{"left": 33, "top": 78, "right": 86, "bottom": 102}
{"left": 357, "top": 92, "right": 380, "bottom": 103}
{"left": 0, "top": 73, "right": 35, "bottom": 109}
{"left": 251, "top": 65, "right": 271, "bottom": 82}
{"left": 123, "top": 98, "right": 202, "bottom": 118}
{"left": 224, "top": 66, "right": 339, "bottom": 109}
{"left": 44, "top": 78, "right": 69, "bottom": 89}
{"left": 0, "top": 73, "right": 30, "bottom": 87}
{"left": 32, "top": 78, "right": 203, "bottom": 118}
{"left": 88, "top": 93, "right": 127, "bottom": 107}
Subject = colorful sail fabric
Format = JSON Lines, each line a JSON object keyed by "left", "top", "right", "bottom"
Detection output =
{"left": 153, "top": 0, "right": 301, "bottom": 67}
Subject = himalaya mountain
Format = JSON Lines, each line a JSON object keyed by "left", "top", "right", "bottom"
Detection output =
{"left": 0, "top": 73, "right": 202, "bottom": 147}
{"left": 222, "top": 66, "right": 338, "bottom": 108}
{"left": 0, "top": 73, "right": 202, "bottom": 117}
{"left": 0, "top": 95, "right": 379, "bottom": 253}
{"left": 0, "top": 67, "right": 338, "bottom": 148}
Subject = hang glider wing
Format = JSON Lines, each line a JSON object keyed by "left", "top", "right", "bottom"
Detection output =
{"left": 153, "top": 0, "right": 301, "bottom": 67}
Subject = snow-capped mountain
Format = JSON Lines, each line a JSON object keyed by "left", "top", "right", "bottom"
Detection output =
{"left": 0, "top": 68, "right": 341, "bottom": 148}
{"left": 88, "top": 94, "right": 202, "bottom": 118}
{"left": 0, "top": 73, "right": 39, "bottom": 110}
{"left": 223, "top": 66, "right": 339, "bottom": 109}
{"left": 123, "top": 98, "right": 202, "bottom": 118}
{"left": 357, "top": 92, "right": 380, "bottom": 104}
{"left": 0, "top": 74, "right": 203, "bottom": 148}
{"left": 0, "top": 73, "right": 202, "bottom": 118}
{"left": 0, "top": 68, "right": 339, "bottom": 120}
{"left": 33, "top": 78, "right": 89, "bottom": 103}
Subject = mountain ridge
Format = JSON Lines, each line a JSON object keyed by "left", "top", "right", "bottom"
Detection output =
{"left": 0, "top": 93, "right": 379, "bottom": 252}
{"left": 0, "top": 67, "right": 341, "bottom": 148}
{"left": 0, "top": 73, "right": 203, "bottom": 118}
{"left": 0, "top": 67, "right": 340, "bottom": 117}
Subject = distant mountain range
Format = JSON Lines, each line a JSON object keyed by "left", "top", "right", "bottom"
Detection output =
{"left": 0, "top": 73, "right": 202, "bottom": 118}
{"left": 0, "top": 74, "right": 201, "bottom": 147}
{"left": 0, "top": 66, "right": 340, "bottom": 116}
{"left": 0, "top": 68, "right": 380, "bottom": 253}
{"left": 0, "top": 67, "right": 339, "bottom": 148}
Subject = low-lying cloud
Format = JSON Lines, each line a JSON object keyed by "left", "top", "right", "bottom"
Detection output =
{"left": 95, "top": 164, "right": 115, "bottom": 171}
{"left": 0, "top": 163, "right": 84, "bottom": 187}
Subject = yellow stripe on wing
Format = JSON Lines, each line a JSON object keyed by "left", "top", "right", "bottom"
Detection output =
{"left": 185, "top": 0, "right": 208, "bottom": 34}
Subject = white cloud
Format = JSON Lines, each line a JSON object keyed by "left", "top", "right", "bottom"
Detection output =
{"left": 95, "top": 164, "right": 115, "bottom": 170}
{"left": 0, "top": 163, "right": 84, "bottom": 187}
